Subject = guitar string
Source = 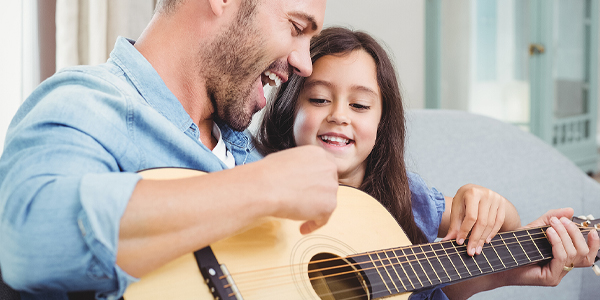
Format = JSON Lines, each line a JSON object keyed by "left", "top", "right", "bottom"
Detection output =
{"left": 223, "top": 228, "right": 597, "bottom": 297}
{"left": 224, "top": 227, "right": 595, "bottom": 289}
{"left": 226, "top": 228, "right": 597, "bottom": 300}
{"left": 226, "top": 240, "right": 555, "bottom": 300}
{"left": 307, "top": 247, "right": 553, "bottom": 300}
{"left": 224, "top": 226, "right": 594, "bottom": 282}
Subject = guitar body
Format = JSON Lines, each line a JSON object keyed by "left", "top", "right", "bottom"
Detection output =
{"left": 123, "top": 168, "right": 412, "bottom": 300}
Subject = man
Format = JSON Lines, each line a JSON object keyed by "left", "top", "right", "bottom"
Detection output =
{"left": 0, "top": 0, "right": 337, "bottom": 298}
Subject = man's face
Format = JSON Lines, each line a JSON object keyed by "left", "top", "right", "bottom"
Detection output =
{"left": 201, "top": 0, "right": 326, "bottom": 131}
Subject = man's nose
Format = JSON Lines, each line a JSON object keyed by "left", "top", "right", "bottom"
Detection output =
{"left": 288, "top": 40, "right": 313, "bottom": 77}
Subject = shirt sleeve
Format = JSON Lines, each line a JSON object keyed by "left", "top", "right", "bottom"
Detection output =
{"left": 407, "top": 172, "right": 449, "bottom": 300}
{"left": 0, "top": 73, "right": 142, "bottom": 299}
{"left": 408, "top": 172, "right": 446, "bottom": 243}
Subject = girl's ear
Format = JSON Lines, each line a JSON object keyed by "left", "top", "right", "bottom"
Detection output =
{"left": 207, "top": 0, "right": 228, "bottom": 17}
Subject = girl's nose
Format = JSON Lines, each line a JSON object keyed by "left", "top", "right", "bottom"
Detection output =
{"left": 327, "top": 104, "right": 350, "bottom": 125}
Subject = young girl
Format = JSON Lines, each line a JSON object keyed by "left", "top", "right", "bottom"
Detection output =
{"left": 255, "top": 27, "right": 598, "bottom": 299}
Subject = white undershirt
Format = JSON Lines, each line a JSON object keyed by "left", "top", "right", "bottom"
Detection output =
{"left": 210, "top": 122, "right": 236, "bottom": 169}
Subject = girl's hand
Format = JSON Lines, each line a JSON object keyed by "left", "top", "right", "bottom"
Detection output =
{"left": 442, "top": 184, "right": 508, "bottom": 256}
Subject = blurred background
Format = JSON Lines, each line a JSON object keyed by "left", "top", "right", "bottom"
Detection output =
{"left": 1, "top": 0, "right": 599, "bottom": 176}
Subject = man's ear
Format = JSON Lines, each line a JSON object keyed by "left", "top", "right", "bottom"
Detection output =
{"left": 207, "top": 0, "right": 229, "bottom": 17}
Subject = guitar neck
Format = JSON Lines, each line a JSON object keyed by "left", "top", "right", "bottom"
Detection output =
{"left": 350, "top": 225, "right": 596, "bottom": 297}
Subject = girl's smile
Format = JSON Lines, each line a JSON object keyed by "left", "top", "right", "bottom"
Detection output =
{"left": 293, "top": 49, "right": 382, "bottom": 187}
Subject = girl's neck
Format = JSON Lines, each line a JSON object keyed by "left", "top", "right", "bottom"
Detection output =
{"left": 338, "top": 172, "right": 364, "bottom": 189}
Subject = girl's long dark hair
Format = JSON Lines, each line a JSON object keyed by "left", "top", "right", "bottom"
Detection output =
{"left": 255, "top": 27, "right": 427, "bottom": 244}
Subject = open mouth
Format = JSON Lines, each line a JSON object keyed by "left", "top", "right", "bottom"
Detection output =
{"left": 320, "top": 135, "right": 353, "bottom": 146}
{"left": 261, "top": 70, "right": 283, "bottom": 87}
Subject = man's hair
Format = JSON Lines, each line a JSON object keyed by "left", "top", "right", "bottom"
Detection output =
{"left": 155, "top": 0, "right": 184, "bottom": 14}
{"left": 255, "top": 27, "right": 429, "bottom": 245}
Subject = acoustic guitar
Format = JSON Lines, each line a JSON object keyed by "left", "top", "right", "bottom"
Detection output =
{"left": 123, "top": 168, "right": 600, "bottom": 300}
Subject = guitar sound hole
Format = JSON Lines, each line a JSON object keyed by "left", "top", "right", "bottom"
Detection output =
{"left": 308, "top": 253, "right": 369, "bottom": 300}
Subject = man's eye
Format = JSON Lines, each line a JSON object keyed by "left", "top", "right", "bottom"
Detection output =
{"left": 291, "top": 23, "right": 303, "bottom": 36}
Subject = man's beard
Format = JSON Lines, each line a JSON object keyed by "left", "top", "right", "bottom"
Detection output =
{"left": 201, "top": 0, "right": 266, "bottom": 131}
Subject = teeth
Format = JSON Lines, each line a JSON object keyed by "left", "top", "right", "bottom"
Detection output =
{"left": 264, "top": 70, "right": 282, "bottom": 87}
{"left": 321, "top": 135, "right": 350, "bottom": 144}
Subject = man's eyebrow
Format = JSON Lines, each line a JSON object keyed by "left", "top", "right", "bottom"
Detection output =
{"left": 289, "top": 11, "right": 318, "bottom": 31}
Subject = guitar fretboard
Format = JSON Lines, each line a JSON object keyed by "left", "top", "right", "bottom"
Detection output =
{"left": 351, "top": 226, "right": 552, "bottom": 298}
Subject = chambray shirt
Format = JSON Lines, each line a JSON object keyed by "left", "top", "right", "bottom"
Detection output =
{"left": 407, "top": 173, "right": 449, "bottom": 300}
{"left": 0, "top": 37, "right": 448, "bottom": 300}
{"left": 0, "top": 37, "right": 261, "bottom": 299}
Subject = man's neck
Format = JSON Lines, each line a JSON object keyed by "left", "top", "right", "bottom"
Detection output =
{"left": 199, "top": 119, "right": 218, "bottom": 150}
{"left": 135, "top": 11, "right": 217, "bottom": 145}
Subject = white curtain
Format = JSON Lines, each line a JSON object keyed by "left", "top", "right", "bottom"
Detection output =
{"left": 55, "top": 0, "right": 157, "bottom": 71}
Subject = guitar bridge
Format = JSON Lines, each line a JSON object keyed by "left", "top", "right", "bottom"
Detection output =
{"left": 195, "top": 247, "right": 244, "bottom": 300}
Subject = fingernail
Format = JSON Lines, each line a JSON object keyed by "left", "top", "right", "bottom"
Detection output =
{"left": 560, "top": 217, "right": 570, "bottom": 226}
{"left": 458, "top": 238, "right": 464, "bottom": 245}
{"left": 476, "top": 246, "right": 482, "bottom": 254}
{"left": 551, "top": 217, "right": 560, "bottom": 225}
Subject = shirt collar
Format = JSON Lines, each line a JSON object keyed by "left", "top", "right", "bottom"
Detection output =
{"left": 108, "top": 37, "right": 194, "bottom": 133}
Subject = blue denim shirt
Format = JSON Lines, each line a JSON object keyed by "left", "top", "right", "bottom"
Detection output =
{"left": 0, "top": 37, "right": 261, "bottom": 299}
{"left": 407, "top": 172, "right": 449, "bottom": 300}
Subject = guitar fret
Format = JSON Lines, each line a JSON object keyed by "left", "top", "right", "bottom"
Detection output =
{"left": 411, "top": 246, "right": 435, "bottom": 287}
{"left": 399, "top": 247, "right": 424, "bottom": 289}
{"left": 368, "top": 252, "right": 392, "bottom": 294}
{"left": 377, "top": 251, "right": 400, "bottom": 293}
{"left": 487, "top": 237, "right": 507, "bottom": 269}
{"left": 513, "top": 232, "right": 531, "bottom": 262}
{"left": 480, "top": 251, "right": 494, "bottom": 272}
{"left": 539, "top": 229, "right": 553, "bottom": 258}
{"left": 472, "top": 255, "right": 482, "bottom": 273}
{"left": 526, "top": 229, "right": 552, "bottom": 261}
{"left": 441, "top": 241, "right": 469, "bottom": 279}
{"left": 471, "top": 248, "right": 492, "bottom": 274}
{"left": 451, "top": 241, "right": 472, "bottom": 277}
{"left": 526, "top": 229, "right": 544, "bottom": 259}
{"left": 498, "top": 233, "right": 519, "bottom": 267}
{"left": 423, "top": 244, "right": 444, "bottom": 285}
{"left": 461, "top": 249, "right": 482, "bottom": 277}
{"left": 431, "top": 242, "right": 458, "bottom": 282}
{"left": 383, "top": 249, "right": 408, "bottom": 292}
{"left": 392, "top": 248, "right": 417, "bottom": 291}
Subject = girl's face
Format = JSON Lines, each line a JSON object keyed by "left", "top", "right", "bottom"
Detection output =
{"left": 293, "top": 49, "right": 382, "bottom": 188}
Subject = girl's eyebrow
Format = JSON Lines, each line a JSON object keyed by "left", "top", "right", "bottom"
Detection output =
{"left": 304, "top": 80, "right": 379, "bottom": 97}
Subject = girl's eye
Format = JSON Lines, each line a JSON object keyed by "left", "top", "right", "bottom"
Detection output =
{"left": 351, "top": 103, "right": 370, "bottom": 110}
{"left": 309, "top": 98, "right": 328, "bottom": 105}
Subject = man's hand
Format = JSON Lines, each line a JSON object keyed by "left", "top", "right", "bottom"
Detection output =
{"left": 498, "top": 208, "right": 599, "bottom": 287}
{"left": 258, "top": 145, "right": 339, "bottom": 234}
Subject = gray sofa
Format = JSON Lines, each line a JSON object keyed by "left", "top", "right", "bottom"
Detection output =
{"left": 404, "top": 109, "right": 600, "bottom": 299}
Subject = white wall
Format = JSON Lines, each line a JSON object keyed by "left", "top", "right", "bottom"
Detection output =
{"left": 598, "top": 3, "right": 600, "bottom": 147}
{"left": 323, "top": 0, "right": 426, "bottom": 109}
{"left": 0, "top": 2, "right": 26, "bottom": 153}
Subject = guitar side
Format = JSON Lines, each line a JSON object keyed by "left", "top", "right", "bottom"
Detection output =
{"left": 123, "top": 168, "right": 413, "bottom": 300}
